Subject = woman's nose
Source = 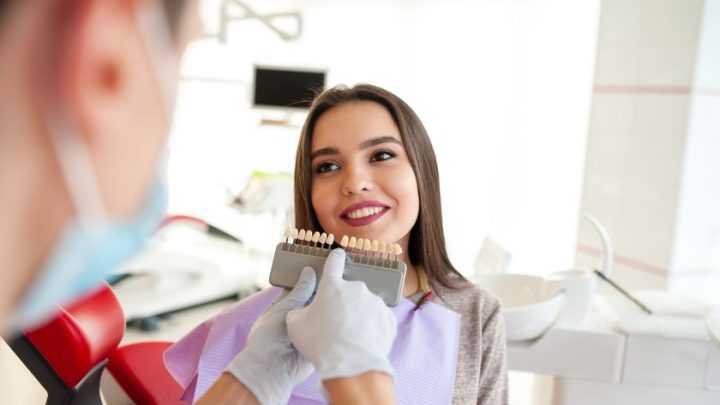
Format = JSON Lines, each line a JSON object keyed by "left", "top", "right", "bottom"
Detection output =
{"left": 341, "top": 166, "right": 374, "bottom": 195}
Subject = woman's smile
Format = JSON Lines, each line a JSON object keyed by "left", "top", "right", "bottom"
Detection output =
{"left": 340, "top": 200, "right": 390, "bottom": 226}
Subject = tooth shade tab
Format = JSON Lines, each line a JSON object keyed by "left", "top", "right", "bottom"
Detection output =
{"left": 363, "top": 239, "right": 372, "bottom": 251}
{"left": 319, "top": 233, "right": 327, "bottom": 244}
{"left": 340, "top": 235, "right": 349, "bottom": 247}
{"left": 372, "top": 240, "right": 379, "bottom": 252}
{"left": 348, "top": 237, "right": 357, "bottom": 249}
{"left": 291, "top": 228, "right": 299, "bottom": 239}
{"left": 312, "top": 231, "right": 320, "bottom": 243}
{"left": 326, "top": 233, "right": 335, "bottom": 246}
{"left": 379, "top": 241, "right": 387, "bottom": 253}
{"left": 393, "top": 244, "right": 403, "bottom": 256}
{"left": 305, "top": 231, "right": 313, "bottom": 242}
{"left": 298, "top": 229, "right": 306, "bottom": 241}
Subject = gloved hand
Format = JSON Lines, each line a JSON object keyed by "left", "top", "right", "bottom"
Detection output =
{"left": 226, "top": 267, "right": 316, "bottom": 405}
{"left": 287, "top": 248, "right": 397, "bottom": 382}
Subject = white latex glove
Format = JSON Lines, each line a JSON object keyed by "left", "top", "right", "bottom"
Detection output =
{"left": 287, "top": 248, "right": 397, "bottom": 382}
{"left": 226, "top": 267, "right": 316, "bottom": 405}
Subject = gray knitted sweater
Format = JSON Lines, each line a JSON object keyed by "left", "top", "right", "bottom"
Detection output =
{"left": 410, "top": 279, "right": 509, "bottom": 404}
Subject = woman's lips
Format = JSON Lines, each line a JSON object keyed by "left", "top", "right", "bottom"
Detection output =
{"left": 340, "top": 201, "right": 389, "bottom": 227}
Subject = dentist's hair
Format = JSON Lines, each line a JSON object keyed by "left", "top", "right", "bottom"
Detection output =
{"left": 294, "top": 84, "right": 468, "bottom": 290}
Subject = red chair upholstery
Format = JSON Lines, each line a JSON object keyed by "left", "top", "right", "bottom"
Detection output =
{"left": 25, "top": 284, "right": 125, "bottom": 387}
{"left": 10, "top": 283, "right": 183, "bottom": 405}
{"left": 107, "top": 342, "right": 184, "bottom": 404}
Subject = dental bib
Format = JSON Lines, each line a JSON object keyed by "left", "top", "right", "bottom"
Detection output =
{"left": 164, "top": 287, "right": 461, "bottom": 404}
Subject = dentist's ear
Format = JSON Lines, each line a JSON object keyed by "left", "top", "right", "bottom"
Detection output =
{"left": 50, "top": 0, "right": 171, "bottom": 217}
{"left": 59, "top": 0, "right": 139, "bottom": 140}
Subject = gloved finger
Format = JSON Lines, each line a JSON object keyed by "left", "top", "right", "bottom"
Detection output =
{"left": 286, "top": 306, "right": 302, "bottom": 332}
{"left": 319, "top": 248, "right": 346, "bottom": 286}
{"left": 275, "top": 267, "right": 316, "bottom": 311}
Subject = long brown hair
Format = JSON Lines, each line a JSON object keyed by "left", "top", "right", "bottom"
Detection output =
{"left": 294, "top": 84, "right": 467, "bottom": 289}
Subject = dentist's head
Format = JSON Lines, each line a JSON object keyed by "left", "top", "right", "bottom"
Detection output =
{"left": 0, "top": 0, "right": 200, "bottom": 334}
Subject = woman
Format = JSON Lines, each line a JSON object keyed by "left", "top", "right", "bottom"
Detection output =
{"left": 165, "top": 84, "right": 508, "bottom": 404}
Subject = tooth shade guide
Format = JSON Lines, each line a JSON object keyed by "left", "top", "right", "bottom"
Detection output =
{"left": 356, "top": 238, "right": 365, "bottom": 262}
{"left": 393, "top": 244, "right": 403, "bottom": 258}
{"left": 287, "top": 230, "right": 407, "bottom": 266}
{"left": 312, "top": 232, "right": 320, "bottom": 249}
{"left": 283, "top": 228, "right": 291, "bottom": 245}
{"left": 270, "top": 234, "right": 407, "bottom": 307}
{"left": 298, "top": 229, "right": 306, "bottom": 244}
{"left": 363, "top": 239, "right": 372, "bottom": 263}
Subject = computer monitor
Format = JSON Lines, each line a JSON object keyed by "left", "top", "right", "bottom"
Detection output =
{"left": 252, "top": 66, "right": 326, "bottom": 110}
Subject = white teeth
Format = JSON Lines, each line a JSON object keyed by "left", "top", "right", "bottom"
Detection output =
{"left": 346, "top": 206, "right": 384, "bottom": 219}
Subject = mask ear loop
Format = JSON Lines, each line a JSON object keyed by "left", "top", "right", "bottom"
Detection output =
{"left": 44, "top": 103, "right": 108, "bottom": 227}
{"left": 133, "top": 0, "right": 179, "bottom": 118}
{"left": 133, "top": 0, "right": 182, "bottom": 186}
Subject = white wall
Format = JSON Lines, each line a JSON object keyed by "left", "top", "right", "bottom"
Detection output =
{"left": 168, "top": 0, "right": 601, "bottom": 276}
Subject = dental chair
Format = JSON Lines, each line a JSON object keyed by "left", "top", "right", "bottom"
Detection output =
{"left": 9, "top": 283, "right": 183, "bottom": 405}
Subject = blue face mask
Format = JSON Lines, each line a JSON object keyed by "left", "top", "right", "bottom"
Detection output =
{"left": 10, "top": 182, "right": 167, "bottom": 329}
{"left": 9, "top": 1, "right": 178, "bottom": 331}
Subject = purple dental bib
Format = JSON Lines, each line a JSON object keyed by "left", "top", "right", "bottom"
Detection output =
{"left": 164, "top": 287, "right": 461, "bottom": 404}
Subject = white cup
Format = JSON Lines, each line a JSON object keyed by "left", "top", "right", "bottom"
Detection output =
{"left": 546, "top": 268, "right": 597, "bottom": 326}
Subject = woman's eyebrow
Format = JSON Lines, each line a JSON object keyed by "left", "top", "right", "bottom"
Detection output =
{"left": 310, "top": 147, "right": 339, "bottom": 161}
{"left": 359, "top": 136, "right": 402, "bottom": 149}
{"left": 311, "top": 136, "right": 401, "bottom": 161}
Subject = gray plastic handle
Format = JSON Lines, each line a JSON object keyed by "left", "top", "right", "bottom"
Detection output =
{"left": 268, "top": 243, "right": 406, "bottom": 306}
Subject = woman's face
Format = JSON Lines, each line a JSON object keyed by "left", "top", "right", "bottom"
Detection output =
{"left": 310, "top": 101, "right": 420, "bottom": 252}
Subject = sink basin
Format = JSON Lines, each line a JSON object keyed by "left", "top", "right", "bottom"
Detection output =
{"left": 474, "top": 273, "right": 565, "bottom": 341}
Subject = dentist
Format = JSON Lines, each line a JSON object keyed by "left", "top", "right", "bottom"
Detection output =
{"left": 0, "top": 0, "right": 395, "bottom": 403}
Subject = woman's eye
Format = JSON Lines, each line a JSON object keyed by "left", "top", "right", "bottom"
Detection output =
{"left": 370, "top": 150, "right": 397, "bottom": 162}
{"left": 316, "top": 162, "right": 340, "bottom": 173}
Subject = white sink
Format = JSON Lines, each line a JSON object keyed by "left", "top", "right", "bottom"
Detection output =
{"left": 474, "top": 273, "right": 565, "bottom": 341}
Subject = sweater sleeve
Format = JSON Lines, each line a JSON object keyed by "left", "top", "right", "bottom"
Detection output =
{"left": 477, "top": 298, "right": 509, "bottom": 405}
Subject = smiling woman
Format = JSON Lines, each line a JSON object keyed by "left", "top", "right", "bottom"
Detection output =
{"left": 164, "top": 84, "right": 510, "bottom": 404}
{"left": 295, "top": 84, "right": 464, "bottom": 291}
{"left": 291, "top": 84, "right": 509, "bottom": 403}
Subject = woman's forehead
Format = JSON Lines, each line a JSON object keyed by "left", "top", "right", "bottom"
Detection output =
{"left": 311, "top": 101, "right": 402, "bottom": 149}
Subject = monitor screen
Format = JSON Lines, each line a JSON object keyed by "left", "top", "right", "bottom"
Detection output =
{"left": 253, "top": 67, "right": 326, "bottom": 109}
